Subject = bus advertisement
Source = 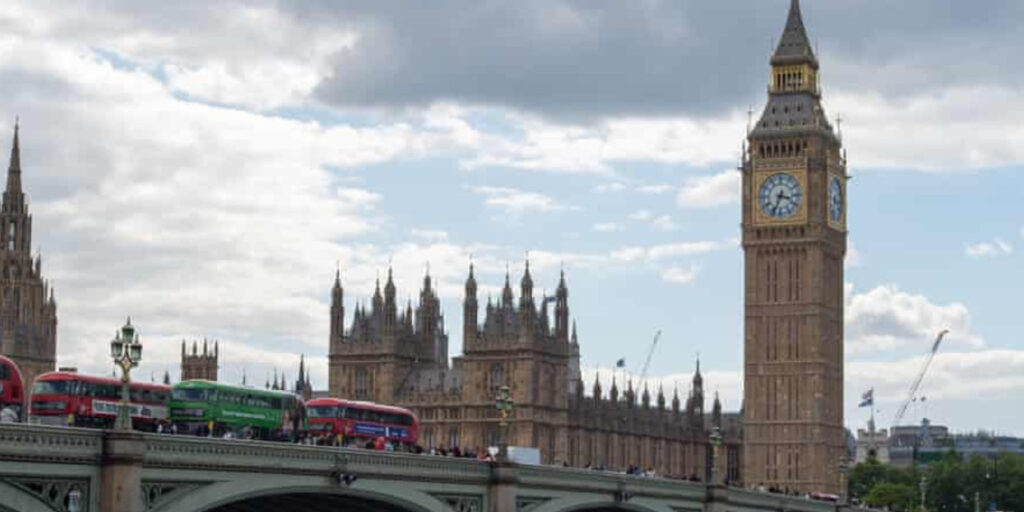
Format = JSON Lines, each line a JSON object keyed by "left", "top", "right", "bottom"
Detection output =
{"left": 306, "top": 397, "right": 418, "bottom": 446}
{"left": 29, "top": 371, "right": 170, "bottom": 430}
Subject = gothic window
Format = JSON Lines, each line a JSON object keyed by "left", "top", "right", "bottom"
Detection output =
{"left": 448, "top": 426, "right": 459, "bottom": 449}
{"left": 7, "top": 221, "right": 14, "bottom": 250}
{"left": 489, "top": 362, "right": 504, "bottom": 397}
{"left": 486, "top": 425, "right": 499, "bottom": 448}
{"left": 354, "top": 367, "right": 372, "bottom": 400}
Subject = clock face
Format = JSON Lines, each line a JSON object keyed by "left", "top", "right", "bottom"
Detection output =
{"left": 828, "top": 176, "right": 843, "bottom": 223}
{"left": 758, "top": 173, "right": 803, "bottom": 219}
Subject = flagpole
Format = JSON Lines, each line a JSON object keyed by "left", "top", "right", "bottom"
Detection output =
{"left": 869, "top": 387, "right": 877, "bottom": 459}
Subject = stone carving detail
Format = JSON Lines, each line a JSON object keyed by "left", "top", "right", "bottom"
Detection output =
{"left": 142, "top": 481, "right": 203, "bottom": 511}
{"left": 3, "top": 477, "right": 89, "bottom": 512}
{"left": 515, "top": 496, "right": 550, "bottom": 512}
{"left": 434, "top": 493, "right": 483, "bottom": 512}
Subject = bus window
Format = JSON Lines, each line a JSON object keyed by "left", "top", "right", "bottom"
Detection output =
{"left": 308, "top": 406, "right": 337, "bottom": 418}
{"left": 32, "top": 380, "right": 68, "bottom": 395}
{"left": 0, "top": 364, "right": 7, "bottom": 379}
{"left": 172, "top": 388, "right": 207, "bottom": 401}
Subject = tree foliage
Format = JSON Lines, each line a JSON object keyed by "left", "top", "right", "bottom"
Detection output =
{"left": 849, "top": 452, "right": 1024, "bottom": 512}
{"left": 864, "top": 482, "right": 915, "bottom": 511}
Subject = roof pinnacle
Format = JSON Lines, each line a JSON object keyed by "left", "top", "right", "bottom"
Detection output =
{"left": 772, "top": 0, "right": 817, "bottom": 66}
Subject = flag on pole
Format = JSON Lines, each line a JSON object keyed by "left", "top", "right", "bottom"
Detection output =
{"left": 859, "top": 388, "right": 874, "bottom": 408}
{"left": 615, "top": 358, "right": 626, "bottom": 368}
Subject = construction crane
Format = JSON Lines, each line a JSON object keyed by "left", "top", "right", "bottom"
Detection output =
{"left": 890, "top": 330, "right": 948, "bottom": 430}
{"left": 638, "top": 330, "right": 662, "bottom": 383}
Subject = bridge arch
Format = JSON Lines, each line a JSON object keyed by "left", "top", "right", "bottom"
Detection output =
{"left": 0, "top": 481, "right": 63, "bottom": 512}
{"left": 532, "top": 497, "right": 674, "bottom": 512}
{"left": 156, "top": 480, "right": 451, "bottom": 512}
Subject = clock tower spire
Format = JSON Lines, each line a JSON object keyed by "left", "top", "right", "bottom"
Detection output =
{"left": 741, "top": 0, "right": 847, "bottom": 494}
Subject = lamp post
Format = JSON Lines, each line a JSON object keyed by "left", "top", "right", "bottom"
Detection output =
{"left": 920, "top": 474, "right": 928, "bottom": 512}
{"left": 839, "top": 458, "right": 850, "bottom": 505}
{"left": 109, "top": 318, "right": 142, "bottom": 431}
{"left": 495, "top": 385, "right": 514, "bottom": 460}
{"left": 709, "top": 426, "right": 722, "bottom": 486}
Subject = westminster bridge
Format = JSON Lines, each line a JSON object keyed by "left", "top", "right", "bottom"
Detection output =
{"left": 0, "top": 424, "right": 855, "bottom": 512}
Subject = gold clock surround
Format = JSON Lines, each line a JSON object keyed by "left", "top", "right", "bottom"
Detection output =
{"left": 753, "top": 169, "right": 808, "bottom": 226}
{"left": 827, "top": 173, "right": 846, "bottom": 231}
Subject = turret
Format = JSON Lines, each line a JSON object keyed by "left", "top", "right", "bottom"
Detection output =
{"left": 3, "top": 120, "right": 24, "bottom": 213}
{"left": 592, "top": 372, "right": 602, "bottom": 401}
{"left": 330, "top": 267, "right": 345, "bottom": 347}
{"left": 657, "top": 385, "right": 666, "bottom": 411}
{"left": 555, "top": 268, "right": 569, "bottom": 340}
{"left": 672, "top": 385, "right": 681, "bottom": 415}
{"left": 372, "top": 276, "right": 383, "bottom": 316}
{"left": 501, "top": 267, "right": 513, "bottom": 307}
{"left": 384, "top": 266, "right": 397, "bottom": 333}
{"left": 519, "top": 258, "right": 534, "bottom": 308}
{"left": 641, "top": 383, "right": 650, "bottom": 409}
{"left": 463, "top": 262, "right": 478, "bottom": 345}
{"left": 610, "top": 376, "right": 619, "bottom": 403}
{"left": 712, "top": 391, "right": 723, "bottom": 429}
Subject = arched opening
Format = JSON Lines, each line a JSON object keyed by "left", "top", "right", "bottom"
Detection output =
{"left": 205, "top": 492, "right": 420, "bottom": 512}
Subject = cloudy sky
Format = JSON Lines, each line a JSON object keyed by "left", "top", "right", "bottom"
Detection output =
{"left": 1, "top": 0, "right": 1022, "bottom": 435}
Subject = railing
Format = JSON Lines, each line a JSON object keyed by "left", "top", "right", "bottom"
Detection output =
{"left": 143, "top": 433, "right": 491, "bottom": 481}
{"left": 0, "top": 423, "right": 103, "bottom": 464}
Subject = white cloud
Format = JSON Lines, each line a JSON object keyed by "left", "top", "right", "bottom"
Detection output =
{"left": 593, "top": 182, "right": 627, "bottom": 193}
{"left": 830, "top": 85, "right": 1024, "bottom": 171}
{"left": 611, "top": 241, "right": 724, "bottom": 262}
{"left": 660, "top": 265, "right": 699, "bottom": 284}
{"left": 845, "top": 285, "right": 984, "bottom": 356}
{"left": 846, "top": 241, "right": 863, "bottom": 269}
{"left": 592, "top": 222, "right": 622, "bottom": 233}
{"left": 467, "top": 185, "right": 577, "bottom": 215}
{"left": 636, "top": 184, "right": 674, "bottom": 195}
{"left": 0, "top": 26, "right": 503, "bottom": 383}
{"left": 965, "top": 238, "right": 1013, "bottom": 258}
{"left": 676, "top": 170, "right": 740, "bottom": 209}
{"left": 651, "top": 215, "right": 677, "bottom": 231}
{"left": 462, "top": 112, "right": 747, "bottom": 174}
{"left": 629, "top": 209, "right": 653, "bottom": 221}
{"left": 410, "top": 229, "right": 449, "bottom": 242}
{"left": 849, "top": 350, "right": 1024, "bottom": 403}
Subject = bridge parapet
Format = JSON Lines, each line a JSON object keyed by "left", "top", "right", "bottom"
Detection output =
{"left": 144, "top": 434, "right": 491, "bottom": 482}
{"left": 724, "top": 487, "right": 837, "bottom": 512}
{"left": 0, "top": 424, "right": 884, "bottom": 512}
{"left": 0, "top": 423, "right": 103, "bottom": 464}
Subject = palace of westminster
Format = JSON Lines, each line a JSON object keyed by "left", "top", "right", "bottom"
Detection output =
{"left": 2, "top": 0, "right": 847, "bottom": 493}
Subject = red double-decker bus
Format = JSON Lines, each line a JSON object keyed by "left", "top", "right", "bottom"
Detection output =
{"left": 306, "top": 398, "right": 419, "bottom": 446}
{"left": 29, "top": 371, "right": 170, "bottom": 430}
{"left": 0, "top": 355, "right": 26, "bottom": 421}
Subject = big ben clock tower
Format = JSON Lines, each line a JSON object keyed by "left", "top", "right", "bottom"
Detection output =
{"left": 742, "top": 0, "right": 847, "bottom": 493}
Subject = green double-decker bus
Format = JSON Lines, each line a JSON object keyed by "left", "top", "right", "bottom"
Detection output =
{"left": 170, "top": 380, "right": 306, "bottom": 440}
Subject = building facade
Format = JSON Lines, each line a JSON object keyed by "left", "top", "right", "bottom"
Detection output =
{"left": 180, "top": 339, "right": 219, "bottom": 381}
{"left": 328, "top": 263, "right": 742, "bottom": 480}
{"left": 741, "top": 0, "right": 847, "bottom": 493}
{"left": 0, "top": 123, "right": 58, "bottom": 392}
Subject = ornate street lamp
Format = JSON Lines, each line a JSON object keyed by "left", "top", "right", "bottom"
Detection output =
{"left": 495, "top": 385, "right": 514, "bottom": 460}
{"left": 920, "top": 474, "right": 928, "bottom": 512}
{"left": 109, "top": 317, "right": 142, "bottom": 431}
{"left": 839, "top": 457, "right": 851, "bottom": 505}
{"left": 709, "top": 426, "right": 723, "bottom": 485}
